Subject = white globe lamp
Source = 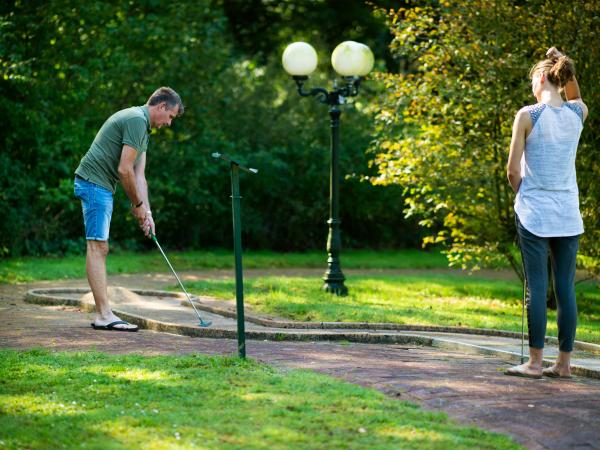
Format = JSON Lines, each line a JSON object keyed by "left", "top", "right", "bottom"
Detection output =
{"left": 331, "top": 41, "right": 374, "bottom": 77}
{"left": 282, "top": 42, "right": 318, "bottom": 76}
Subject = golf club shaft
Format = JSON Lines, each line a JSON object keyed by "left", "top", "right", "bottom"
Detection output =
{"left": 521, "top": 274, "right": 526, "bottom": 364}
{"left": 518, "top": 238, "right": 526, "bottom": 365}
{"left": 151, "top": 235, "right": 208, "bottom": 324}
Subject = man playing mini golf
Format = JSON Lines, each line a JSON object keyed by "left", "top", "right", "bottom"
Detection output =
{"left": 74, "top": 87, "right": 184, "bottom": 331}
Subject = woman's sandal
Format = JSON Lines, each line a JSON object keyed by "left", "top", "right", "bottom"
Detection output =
{"left": 504, "top": 365, "right": 543, "bottom": 379}
{"left": 542, "top": 367, "right": 572, "bottom": 379}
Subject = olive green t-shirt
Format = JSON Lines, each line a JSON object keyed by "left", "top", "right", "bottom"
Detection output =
{"left": 75, "top": 106, "right": 151, "bottom": 193}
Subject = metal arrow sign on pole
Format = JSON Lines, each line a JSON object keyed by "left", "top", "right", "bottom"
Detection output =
{"left": 212, "top": 152, "right": 257, "bottom": 358}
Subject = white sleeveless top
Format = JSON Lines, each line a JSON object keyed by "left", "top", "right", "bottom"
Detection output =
{"left": 514, "top": 102, "right": 584, "bottom": 237}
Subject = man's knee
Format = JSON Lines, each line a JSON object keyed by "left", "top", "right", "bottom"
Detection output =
{"left": 87, "top": 240, "right": 109, "bottom": 257}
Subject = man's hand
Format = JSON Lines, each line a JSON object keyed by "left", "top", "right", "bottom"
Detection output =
{"left": 131, "top": 203, "right": 147, "bottom": 223}
{"left": 141, "top": 212, "right": 155, "bottom": 238}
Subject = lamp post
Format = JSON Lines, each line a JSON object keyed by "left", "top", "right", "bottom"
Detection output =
{"left": 282, "top": 41, "right": 374, "bottom": 296}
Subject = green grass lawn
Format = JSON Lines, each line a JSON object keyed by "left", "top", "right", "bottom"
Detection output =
{"left": 181, "top": 275, "right": 600, "bottom": 344}
{"left": 0, "top": 350, "right": 520, "bottom": 450}
{"left": 0, "top": 249, "right": 448, "bottom": 283}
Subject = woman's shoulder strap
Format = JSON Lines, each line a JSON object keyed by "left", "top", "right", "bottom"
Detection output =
{"left": 565, "top": 102, "right": 584, "bottom": 123}
{"left": 526, "top": 103, "right": 546, "bottom": 127}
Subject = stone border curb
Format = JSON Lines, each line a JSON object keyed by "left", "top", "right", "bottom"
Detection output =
{"left": 183, "top": 294, "right": 600, "bottom": 355}
{"left": 25, "top": 288, "right": 600, "bottom": 380}
{"left": 23, "top": 288, "right": 432, "bottom": 346}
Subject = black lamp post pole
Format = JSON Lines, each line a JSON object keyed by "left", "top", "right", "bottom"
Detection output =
{"left": 325, "top": 102, "right": 346, "bottom": 295}
{"left": 292, "top": 76, "right": 363, "bottom": 296}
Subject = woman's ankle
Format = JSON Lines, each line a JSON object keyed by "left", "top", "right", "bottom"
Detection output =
{"left": 528, "top": 348, "right": 544, "bottom": 368}
{"left": 553, "top": 362, "right": 571, "bottom": 372}
{"left": 556, "top": 351, "right": 572, "bottom": 369}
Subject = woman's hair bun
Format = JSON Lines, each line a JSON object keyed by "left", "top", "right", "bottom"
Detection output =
{"left": 548, "top": 55, "right": 575, "bottom": 88}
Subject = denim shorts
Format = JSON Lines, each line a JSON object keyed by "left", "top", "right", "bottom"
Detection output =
{"left": 74, "top": 177, "right": 114, "bottom": 241}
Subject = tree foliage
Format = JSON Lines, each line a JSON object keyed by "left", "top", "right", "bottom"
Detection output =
{"left": 0, "top": 0, "right": 417, "bottom": 257}
{"left": 369, "top": 0, "right": 600, "bottom": 276}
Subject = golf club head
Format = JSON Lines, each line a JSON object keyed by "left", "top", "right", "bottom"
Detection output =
{"left": 199, "top": 319, "right": 212, "bottom": 328}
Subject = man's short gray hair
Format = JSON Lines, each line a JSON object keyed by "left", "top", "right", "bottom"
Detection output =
{"left": 147, "top": 87, "right": 184, "bottom": 116}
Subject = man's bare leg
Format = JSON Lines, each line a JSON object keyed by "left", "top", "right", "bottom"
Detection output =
{"left": 87, "top": 240, "right": 136, "bottom": 330}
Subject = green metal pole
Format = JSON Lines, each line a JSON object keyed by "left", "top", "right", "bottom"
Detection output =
{"left": 322, "top": 103, "right": 348, "bottom": 296}
{"left": 231, "top": 163, "right": 246, "bottom": 358}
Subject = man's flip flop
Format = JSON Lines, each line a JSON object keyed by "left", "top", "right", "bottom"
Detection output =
{"left": 542, "top": 367, "right": 572, "bottom": 379}
{"left": 91, "top": 320, "right": 139, "bottom": 332}
{"left": 504, "top": 365, "right": 542, "bottom": 379}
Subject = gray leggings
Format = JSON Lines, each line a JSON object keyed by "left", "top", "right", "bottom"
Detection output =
{"left": 516, "top": 216, "right": 579, "bottom": 352}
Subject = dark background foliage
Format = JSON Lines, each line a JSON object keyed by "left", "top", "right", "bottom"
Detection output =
{"left": 0, "top": 0, "right": 418, "bottom": 256}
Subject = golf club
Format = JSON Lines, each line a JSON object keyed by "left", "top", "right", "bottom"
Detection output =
{"left": 151, "top": 234, "right": 212, "bottom": 328}
{"left": 516, "top": 232, "right": 526, "bottom": 365}
{"left": 521, "top": 276, "right": 526, "bottom": 364}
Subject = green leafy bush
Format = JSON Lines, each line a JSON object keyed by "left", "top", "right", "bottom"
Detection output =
{"left": 369, "top": 0, "right": 600, "bottom": 276}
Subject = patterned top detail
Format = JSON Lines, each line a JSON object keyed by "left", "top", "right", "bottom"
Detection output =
{"left": 527, "top": 103, "right": 546, "bottom": 127}
{"left": 564, "top": 102, "right": 584, "bottom": 123}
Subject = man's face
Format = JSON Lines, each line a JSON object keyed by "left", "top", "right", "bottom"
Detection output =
{"left": 155, "top": 102, "right": 179, "bottom": 129}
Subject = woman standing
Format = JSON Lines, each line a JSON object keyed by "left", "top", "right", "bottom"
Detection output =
{"left": 506, "top": 47, "right": 588, "bottom": 379}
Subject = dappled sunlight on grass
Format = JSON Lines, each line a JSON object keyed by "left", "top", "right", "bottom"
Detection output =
{"left": 0, "top": 394, "right": 86, "bottom": 417}
{"left": 379, "top": 427, "right": 447, "bottom": 442}
{"left": 106, "top": 367, "right": 175, "bottom": 382}
{"left": 0, "top": 350, "right": 520, "bottom": 449}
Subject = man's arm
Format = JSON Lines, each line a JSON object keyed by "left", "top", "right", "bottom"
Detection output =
{"left": 118, "top": 145, "right": 147, "bottom": 224}
{"left": 507, "top": 109, "right": 530, "bottom": 193}
{"left": 134, "top": 152, "right": 149, "bottom": 210}
{"left": 134, "top": 152, "right": 155, "bottom": 236}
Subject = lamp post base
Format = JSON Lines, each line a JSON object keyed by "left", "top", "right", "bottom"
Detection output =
{"left": 322, "top": 283, "right": 348, "bottom": 296}
{"left": 322, "top": 277, "right": 348, "bottom": 296}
